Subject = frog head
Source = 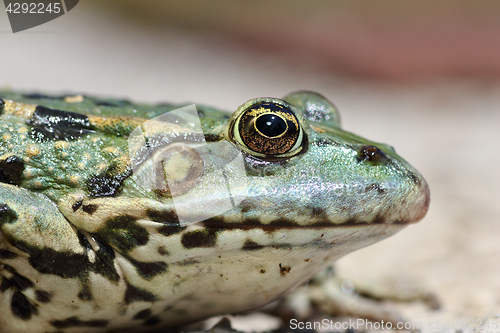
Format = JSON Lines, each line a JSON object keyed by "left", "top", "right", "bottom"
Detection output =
{"left": 216, "top": 91, "right": 430, "bottom": 228}
{"left": 52, "top": 91, "right": 429, "bottom": 235}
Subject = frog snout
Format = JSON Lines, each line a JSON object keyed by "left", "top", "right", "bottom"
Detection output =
{"left": 409, "top": 178, "right": 430, "bottom": 224}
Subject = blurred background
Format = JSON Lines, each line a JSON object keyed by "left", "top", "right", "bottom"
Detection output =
{"left": 1, "top": 0, "right": 499, "bottom": 331}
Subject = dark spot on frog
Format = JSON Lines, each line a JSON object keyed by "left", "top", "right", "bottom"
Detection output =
{"left": 77, "top": 285, "right": 92, "bottom": 301}
{"left": 0, "top": 249, "right": 18, "bottom": 259}
{"left": 269, "top": 218, "right": 300, "bottom": 227}
{"left": 238, "top": 199, "right": 257, "bottom": 213}
{"left": 124, "top": 282, "right": 157, "bottom": 304}
{"left": 240, "top": 218, "right": 264, "bottom": 226}
{"left": 82, "top": 204, "right": 98, "bottom": 215}
{"left": 28, "top": 105, "right": 95, "bottom": 141}
{"left": 99, "top": 215, "right": 148, "bottom": 253}
{"left": 260, "top": 269, "right": 266, "bottom": 273}
{"left": 242, "top": 239, "right": 264, "bottom": 251}
{"left": 409, "top": 172, "right": 420, "bottom": 185}
{"left": 1, "top": 277, "right": 12, "bottom": 292}
{"left": 0, "top": 155, "right": 25, "bottom": 185}
{"left": 158, "top": 225, "right": 186, "bottom": 237}
{"left": 93, "top": 99, "right": 132, "bottom": 107}
{"left": 372, "top": 214, "right": 385, "bottom": 224}
{"left": 9, "top": 240, "right": 32, "bottom": 256}
{"left": 345, "top": 218, "right": 358, "bottom": 225}
{"left": 127, "top": 257, "right": 168, "bottom": 280}
{"left": 309, "top": 206, "right": 328, "bottom": 220}
{"left": 201, "top": 216, "right": 226, "bottom": 226}
{"left": 143, "top": 316, "right": 161, "bottom": 326}
{"left": 35, "top": 290, "right": 53, "bottom": 303}
{"left": 10, "top": 238, "right": 117, "bottom": 284}
{"left": 86, "top": 164, "right": 132, "bottom": 198}
{"left": 279, "top": 263, "right": 291, "bottom": 277}
{"left": 157, "top": 246, "right": 169, "bottom": 256}
{"left": 204, "top": 133, "right": 223, "bottom": 142}
{"left": 3, "top": 266, "right": 34, "bottom": 290}
{"left": 365, "top": 183, "right": 386, "bottom": 194}
{"left": 0, "top": 204, "right": 19, "bottom": 224}
{"left": 22, "top": 93, "right": 65, "bottom": 100}
{"left": 50, "top": 316, "right": 109, "bottom": 329}
{"left": 11, "top": 290, "right": 38, "bottom": 320}
{"left": 92, "top": 235, "right": 120, "bottom": 283}
{"left": 94, "top": 101, "right": 119, "bottom": 107}
{"left": 146, "top": 208, "right": 179, "bottom": 224}
{"left": 76, "top": 231, "right": 92, "bottom": 252}
{"left": 181, "top": 228, "right": 222, "bottom": 249}
{"left": 357, "top": 145, "right": 388, "bottom": 165}
{"left": 175, "top": 259, "right": 200, "bottom": 266}
{"left": 26, "top": 246, "right": 89, "bottom": 279}
{"left": 84, "top": 230, "right": 158, "bottom": 281}
{"left": 133, "top": 309, "right": 152, "bottom": 320}
{"left": 72, "top": 200, "right": 83, "bottom": 212}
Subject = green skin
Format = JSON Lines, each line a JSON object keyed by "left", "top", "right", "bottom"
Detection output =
{"left": 0, "top": 91, "right": 429, "bottom": 333}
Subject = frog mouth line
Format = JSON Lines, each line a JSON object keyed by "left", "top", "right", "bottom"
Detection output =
{"left": 199, "top": 218, "right": 412, "bottom": 230}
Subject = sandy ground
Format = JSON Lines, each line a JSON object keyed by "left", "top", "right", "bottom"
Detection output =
{"left": 1, "top": 3, "right": 499, "bottom": 332}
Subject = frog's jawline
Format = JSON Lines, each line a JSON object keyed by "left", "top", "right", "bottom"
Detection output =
{"left": 201, "top": 219, "right": 413, "bottom": 229}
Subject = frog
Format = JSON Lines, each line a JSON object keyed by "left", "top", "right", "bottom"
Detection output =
{"left": 0, "top": 91, "right": 430, "bottom": 333}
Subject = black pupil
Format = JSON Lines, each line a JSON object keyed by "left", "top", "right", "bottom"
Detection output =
{"left": 255, "top": 114, "right": 286, "bottom": 137}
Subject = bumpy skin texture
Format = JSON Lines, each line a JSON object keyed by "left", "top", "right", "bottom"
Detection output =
{"left": 0, "top": 91, "right": 429, "bottom": 333}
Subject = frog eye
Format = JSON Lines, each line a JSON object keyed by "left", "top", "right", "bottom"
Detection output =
{"left": 229, "top": 100, "right": 307, "bottom": 160}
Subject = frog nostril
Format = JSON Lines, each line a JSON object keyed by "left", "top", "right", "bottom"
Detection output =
{"left": 357, "top": 145, "right": 388, "bottom": 165}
